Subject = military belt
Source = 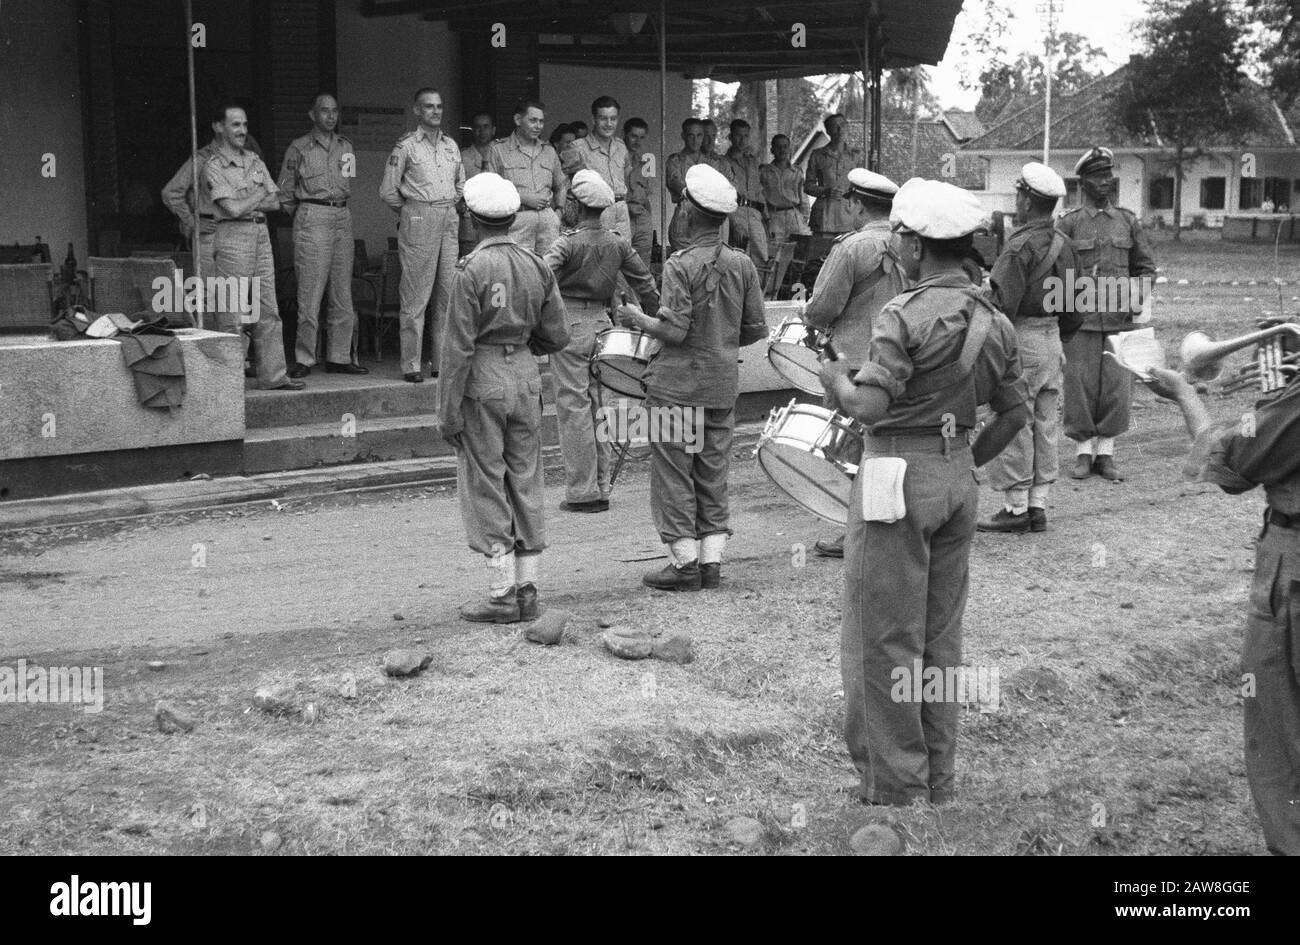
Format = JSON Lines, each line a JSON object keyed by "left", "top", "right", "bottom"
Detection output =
{"left": 300, "top": 198, "right": 348, "bottom": 208}
{"left": 217, "top": 213, "right": 266, "bottom": 224}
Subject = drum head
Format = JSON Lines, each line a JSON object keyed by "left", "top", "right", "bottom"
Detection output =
{"left": 591, "top": 356, "right": 647, "bottom": 399}
{"left": 758, "top": 440, "right": 851, "bottom": 525}
{"left": 768, "top": 343, "right": 825, "bottom": 396}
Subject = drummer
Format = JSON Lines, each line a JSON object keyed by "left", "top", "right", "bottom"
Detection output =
{"left": 543, "top": 169, "right": 660, "bottom": 513}
{"left": 615, "top": 163, "right": 768, "bottom": 591}
{"left": 801, "top": 167, "right": 908, "bottom": 559}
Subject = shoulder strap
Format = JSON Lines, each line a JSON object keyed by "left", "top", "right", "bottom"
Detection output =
{"left": 1027, "top": 232, "right": 1066, "bottom": 286}
{"left": 902, "top": 290, "right": 995, "bottom": 397}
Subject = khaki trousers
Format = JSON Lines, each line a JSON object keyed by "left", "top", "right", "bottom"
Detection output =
{"left": 213, "top": 221, "right": 289, "bottom": 389}
{"left": 551, "top": 299, "right": 613, "bottom": 503}
{"left": 292, "top": 203, "right": 355, "bottom": 366}
{"left": 508, "top": 207, "right": 561, "bottom": 256}
{"left": 986, "top": 319, "right": 1063, "bottom": 494}
{"left": 397, "top": 201, "right": 458, "bottom": 376}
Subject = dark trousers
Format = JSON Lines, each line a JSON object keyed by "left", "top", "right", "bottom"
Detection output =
{"left": 647, "top": 396, "right": 734, "bottom": 542}
{"left": 1063, "top": 329, "right": 1132, "bottom": 441}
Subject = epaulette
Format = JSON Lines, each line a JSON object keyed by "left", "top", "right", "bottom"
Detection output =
{"left": 396, "top": 131, "right": 416, "bottom": 145}
{"left": 336, "top": 133, "right": 352, "bottom": 146}
{"left": 833, "top": 230, "right": 853, "bottom": 244}
{"left": 1059, "top": 206, "right": 1081, "bottom": 217}
{"left": 890, "top": 284, "right": 928, "bottom": 307}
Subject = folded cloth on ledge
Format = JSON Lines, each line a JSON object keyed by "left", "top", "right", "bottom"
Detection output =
{"left": 117, "top": 326, "right": 186, "bottom": 410}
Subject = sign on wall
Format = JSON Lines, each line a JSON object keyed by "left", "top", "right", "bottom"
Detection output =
{"left": 340, "top": 106, "right": 409, "bottom": 150}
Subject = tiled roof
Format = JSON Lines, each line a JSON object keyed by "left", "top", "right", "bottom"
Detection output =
{"left": 941, "top": 109, "right": 985, "bottom": 142}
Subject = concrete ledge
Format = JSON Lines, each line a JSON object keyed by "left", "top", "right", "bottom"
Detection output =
{"left": 0, "top": 440, "right": 243, "bottom": 501}
{"left": 0, "top": 328, "right": 244, "bottom": 459}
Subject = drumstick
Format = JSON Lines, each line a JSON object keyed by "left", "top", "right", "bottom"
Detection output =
{"left": 823, "top": 340, "right": 841, "bottom": 362}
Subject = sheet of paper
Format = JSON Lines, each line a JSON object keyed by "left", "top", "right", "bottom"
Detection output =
{"left": 1105, "top": 327, "right": 1165, "bottom": 380}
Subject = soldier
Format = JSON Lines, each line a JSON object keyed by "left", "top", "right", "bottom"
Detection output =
{"left": 572, "top": 96, "right": 631, "bottom": 244}
{"left": 278, "top": 94, "right": 368, "bottom": 379}
{"left": 622, "top": 117, "right": 654, "bottom": 270}
{"left": 1057, "top": 146, "right": 1157, "bottom": 480}
{"left": 437, "top": 173, "right": 570, "bottom": 623}
{"left": 724, "top": 119, "right": 769, "bottom": 267}
{"left": 543, "top": 170, "right": 660, "bottom": 513}
{"left": 379, "top": 87, "right": 465, "bottom": 384}
{"left": 491, "top": 98, "right": 566, "bottom": 255}
{"left": 819, "top": 178, "right": 1029, "bottom": 805}
{"left": 665, "top": 118, "right": 708, "bottom": 255}
{"left": 615, "top": 164, "right": 767, "bottom": 591}
{"left": 458, "top": 111, "right": 497, "bottom": 258}
{"left": 160, "top": 131, "right": 221, "bottom": 284}
{"left": 203, "top": 102, "right": 302, "bottom": 392}
{"left": 801, "top": 168, "right": 908, "bottom": 559}
{"left": 760, "top": 133, "right": 810, "bottom": 248}
{"left": 805, "top": 113, "right": 865, "bottom": 238}
{"left": 979, "top": 163, "right": 1084, "bottom": 533}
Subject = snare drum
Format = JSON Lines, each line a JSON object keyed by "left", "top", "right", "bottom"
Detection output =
{"left": 756, "top": 400, "right": 863, "bottom": 525}
{"left": 767, "top": 314, "right": 828, "bottom": 396}
{"left": 590, "top": 327, "right": 660, "bottom": 399}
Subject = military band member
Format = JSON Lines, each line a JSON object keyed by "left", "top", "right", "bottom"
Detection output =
{"left": 438, "top": 173, "right": 570, "bottom": 623}
{"left": 760, "top": 134, "right": 810, "bottom": 247}
{"left": 802, "top": 168, "right": 908, "bottom": 559}
{"left": 161, "top": 131, "right": 221, "bottom": 283}
{"left": 616, "top": 164, "right": 767, "bottom": 591}
{"left": 724, "top": 119, "right": 769, "bottom": 267}
{"left": 380, "top": 87, "right": 466, "bottom": 384}
{"left": 278, "top": 94, "right": 368, "bottom": 378}
{"left": 203, "top": 102, "right": 302, "bottom": 392}
{"left": 979, "top": 163, "right": 1083, "bottom": 533}
{"left": 458, "top": 110, "right": 498, "bottom": 258}
{"left": 543, "top": 170, "right": 660, "bottom": 513}
{"left": 805, "top": 113, "right": 865, "bottom": 238}
{"left": 820, "top": 178, "right": 1029, "bottom": 805}
{"left": 623, "top": 117, "right": 654, "bottom": 270}
{"left": 1141, "top": 365, "right": 1300, "bottom": 855}
{"left": 572, "top": 96, "right": 631, "bottom": 244}
{"left": 1057, "top": 145, "right": 1157, "bottom": 480}
{"left": 492, "top": 99, "right": 566, "bottom": 255}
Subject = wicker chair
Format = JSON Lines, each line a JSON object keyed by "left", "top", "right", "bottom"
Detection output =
{"left": 87, "top": 256, "right": 190, "bottom": 327}
{"left": 0, "top": 263, "right": 55, "bottom": 333}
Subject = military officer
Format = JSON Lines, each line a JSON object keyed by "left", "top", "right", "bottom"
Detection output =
{"left": 615, "top": 164, "right": 768, "bottom": 591}
{"left": 203, "top": 102, "right": 302, "bottom": 392}
{"left": 458, "top": 111, "right": 498, "bottom": 258}
{"left": 665, "top": 118, "right": 709, "bottom": 255}
{"left": 278, "top": 94, "right": 367, "bottom": 378}
{"left": 724, "top": 119, "right": 769, "bottom": 267}
{"left": 1057, "top": 146, "right": 1157, "bottom": 480}
{"left": 437, "top": 172, "right": 570, "bottom": 623}
{"left": 979, "top": 163, "right": 1084, "bottom": 533}
{"left": 1141, "top": 364, "right": 1300, "bottom": 856}
{"left": 161, "top": 131, "right": 221, "bottom": 285}
{"left": 622, "top": 117, "right": 654, "bottom": 269}
{"left": 572, "top": 96, "right": 631, "bottom": 244}
{"left": 491, "top": 98, "right": 566, "bottom": 255}
{"left": 760, "top": 134, "right": 810, "bottom": 247}
{"left": 801, "top": 168, "right": 908, "bottom": 559}
{"left": 819, "top": 178, "right": 1030, "bottom": 805}
{"left": 379, "top": 87, "right": 465, "bottom": 384}
{"left": 805, "top": 114, "right": 865, "bottom": 238}
{"left": 543, "top": 170, "right": 660, "bottom": 513}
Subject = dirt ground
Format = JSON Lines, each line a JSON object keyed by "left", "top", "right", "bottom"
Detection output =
{"left": 0, "top": 237, "right": 1296, "bottom": 855}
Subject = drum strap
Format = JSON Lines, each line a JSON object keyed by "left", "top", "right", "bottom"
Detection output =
{"left": 902, "top": 290, "right": 994, "bottom": 398}
{"left": 1027, "top": 232, "right": 1065, "bottom": 288}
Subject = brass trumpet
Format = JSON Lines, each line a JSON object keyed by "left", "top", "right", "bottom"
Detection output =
{"left": 1178, "top": 320, "right": 1300, "bottom": 394}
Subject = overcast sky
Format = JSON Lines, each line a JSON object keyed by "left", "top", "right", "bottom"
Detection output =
{"left": 931, "top": 0, "right": 1149, "bottom": 109}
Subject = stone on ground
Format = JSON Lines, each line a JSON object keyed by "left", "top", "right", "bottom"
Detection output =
{"left": 726, "top": 816, "right": 764, "bottom": 847}
{"left": 154, "top": 701, "right": 195, "bottom": 734}
{"left": 651, "top": 632, "right": 695, "bottom": 664}
{"left": 253, "top": 685, "right": 298, "bottom": 715}
{"left": 383, "top": 649, "right": 433, "bottom": 677}
{"left": 850, "top": 824, "right": 902, "bottom": 856}
{"left": 525, "top": 609, "right": 569, "bottom": 645}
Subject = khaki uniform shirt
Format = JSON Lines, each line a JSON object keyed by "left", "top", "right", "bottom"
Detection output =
{"left": 802, "top": 219, "right": 909, "bottom": 367}
{"left": 460, "top": 143, "right": 496, "bottom": 182}
{"left": 644, "top": 233, "right": 768, "bottom": 408}
{"left": 805, "top": 143, "right": 864, "bottom": 233}
{"left": 854, "top": 271, "right": 1029, "bottom": 434}
{"left": 990, "top": 218, "right": 1083, "bottom": 337}
{"left": 161, "top": 141, "right": 221, "bottom": 227}
{"left": 491, "top": 133, "right": 565, "bottom": 208}
{"left": 572, "top": 134, "right": 628, "bottom": 199}
{"left": 1056, "top": 204, "right": 1157, "bottom": 331}
{"left": 203, "top": 147, "right": 279, "bottom": 219}
{"left": 380, "top": 128, "right": 464, "bottom": 209}
{"left": 543, "top": 223, "right": 659, "bottom": 312}
{"left": 625, "top": 153, "right": 652, "bottom": 222}
{"left": 759, "top": 161, "right": 805, "bottom": 212}
{"left": 726, "top": 148, "right": 764, "bottom": 204}
{"left": 437, "top": 235, "right": 570, "bottom": 435}
{"left": 276, "top": 130, "right": 352, "bottom": 212}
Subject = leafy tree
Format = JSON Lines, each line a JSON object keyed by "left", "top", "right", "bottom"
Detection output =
{"left": 1245, "top": 0, "right": 1300, "bottom": 105}
{"left": 1114, "top": 0, "right": 1264, "bottom": 238}
{"left": 976, "top": 32, "right": 1108, "bottom": 125}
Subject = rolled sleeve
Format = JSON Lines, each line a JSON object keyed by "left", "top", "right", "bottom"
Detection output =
{"left": 853, "top": 306, "right": 910, "bottom": 400}
{"left": 203, "top": 162, "right": 236, "bottom": 204}
{"left": 379, "top": 148, "right": 405, "bottom": 210}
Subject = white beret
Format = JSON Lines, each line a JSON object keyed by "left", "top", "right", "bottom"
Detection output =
{"left": 684, "top": 163, "right": 737, "bottom": 217}
{"left": 890, "top": 178, "right": 987, "bottom": 240}
{"left": 847, "top": 168, "right": 898, "bottom": 200}
{"left": 463, "top": 172, "right": 520, "bottom": 221}
{"left": 570, "top": 169, "right": 614, "bottom": 209}
{"left": 1074, "top": 146, "right": 1114, "bottom": 176}
{"left": 1016, "top": 162, "right": 1066, "bottom": 199}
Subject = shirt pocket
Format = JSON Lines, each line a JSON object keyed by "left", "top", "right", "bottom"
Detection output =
{"left": 1106, "top": 236, "right": 1133, "bottom": 269}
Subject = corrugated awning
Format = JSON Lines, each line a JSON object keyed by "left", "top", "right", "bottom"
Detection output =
{"left": 361, "top": 0, "right": 965, "bottom": 81}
